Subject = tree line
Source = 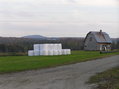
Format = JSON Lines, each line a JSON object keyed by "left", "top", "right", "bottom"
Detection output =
{"left": 0, "top": 37, "right": 119, "bottom": 53}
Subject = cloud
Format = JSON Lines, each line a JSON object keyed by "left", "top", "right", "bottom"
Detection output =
{"left": 66, "top": 0, "right": 118, "bottom": 7}
{"left": 0, "top": 0, "right": 118, "bottom": 24}
{"left": 1, "top": 0, "right": 118, "bottom": 6}
{"left": 0, "top": 0, "right": 118, "bottom": 37}
{"left": 66, "top": 0, "right": 77, "bottom": 3}
{"left": 0, "top": 22, "right": 119, "bottom": 37}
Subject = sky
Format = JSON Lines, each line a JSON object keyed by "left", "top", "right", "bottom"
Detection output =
{"left": 0, "top": 0, "right": 119, "bottom": 38}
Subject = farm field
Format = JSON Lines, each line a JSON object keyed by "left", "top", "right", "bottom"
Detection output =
{"left": 0, "top": 51, "right": 119, "bottom": 73}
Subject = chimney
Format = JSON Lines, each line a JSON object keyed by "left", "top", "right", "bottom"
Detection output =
{"left": 100, "top": 30, "right": 102, "bottom": 34}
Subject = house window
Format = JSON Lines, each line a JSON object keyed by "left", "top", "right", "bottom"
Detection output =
{"left": 90, "top": 37, "right": 92, "bottom": 41}
{"left": 85, "top": 45, "right": 87, "bottom": 47}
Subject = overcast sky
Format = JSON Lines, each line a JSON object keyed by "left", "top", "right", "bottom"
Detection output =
{"left": 0, "top": 0, "right": 119, "bottom": 38}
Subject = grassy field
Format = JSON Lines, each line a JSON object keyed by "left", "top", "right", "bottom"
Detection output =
{"left": 0, "top": 52, "right": 27, "bottom": 56}
{"left": 0, "top": 51, "right": 119, "bottom": 73}
{"left": 88, "top": 66, "right": 119, "bottom": 89}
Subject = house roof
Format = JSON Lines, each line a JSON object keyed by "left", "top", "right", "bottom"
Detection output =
{"left": 85, "top": 31, "right": 112, "bottom": 44}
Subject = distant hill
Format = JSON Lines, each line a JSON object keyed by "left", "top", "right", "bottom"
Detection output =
{"left": 23, "top": 35, "right": 47, "bottom": 39}
{"left": 22, "top": 35, "right": 60, "bottom": 40}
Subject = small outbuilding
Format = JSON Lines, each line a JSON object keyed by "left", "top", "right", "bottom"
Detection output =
{"left": 84, "top": 30, "right": 112, "bottom": 51}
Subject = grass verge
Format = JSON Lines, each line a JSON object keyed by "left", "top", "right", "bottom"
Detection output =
{"left": 88, "top": 66, "right": 119, "bottom": 89}
{"left": 0, "top": 51, "right": 119, "bottom": 74}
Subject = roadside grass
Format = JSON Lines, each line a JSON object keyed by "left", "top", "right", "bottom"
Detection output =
{"left": 0, "top": 51, "right": 119, "bottom": 73}
{"left": 88, "top": 66, "right": 119, "bottom": 89}
{"left": 0, "top": 52, "right": 27, "bottom": 56}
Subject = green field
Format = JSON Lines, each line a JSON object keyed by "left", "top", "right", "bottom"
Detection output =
{"left": 88, "top": 66, "right": 119, "bottom": 89}
{"left": 0, "top": 51, "right": 119, "bottom": 73}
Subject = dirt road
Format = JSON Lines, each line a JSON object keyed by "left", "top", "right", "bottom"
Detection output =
{"left": 0, "top": 55, "right": 119, "bottom": 89}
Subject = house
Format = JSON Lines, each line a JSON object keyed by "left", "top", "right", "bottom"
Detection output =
{"left": 84, "top": 30, "right": 112, "bottom": 51}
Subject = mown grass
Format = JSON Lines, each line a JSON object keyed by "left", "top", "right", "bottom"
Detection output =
{"left": 88, "top": 66, "right": 119, "bottom": 89}
{"left": 0, "top": 51, "right": 119, "bottom": 73}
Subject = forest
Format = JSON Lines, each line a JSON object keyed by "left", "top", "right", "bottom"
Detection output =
{"left": 0, "top": 37, "right": 119, "bottom": 53}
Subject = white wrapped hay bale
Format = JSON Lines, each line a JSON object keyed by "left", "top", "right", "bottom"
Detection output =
{"left": 62, "top": 49, "right": 67, "bottom": 55}
{"left": 34, "top": 44, "right": 40, "bottom": 51}
{"left": 57, "top": 50, "right": 62, "bottom": 55}
{"left": 52, "top": 44, "right": 55, "bottom": 49}
{"left": 28, "top": 50, "right": 34, "bottom": 56}
{"left": 39, "top": 44, "right": 50, "bottom": 50}
{"left": 41, "top": 44, "right": 50, "bottom": 51}
{"left": 34, "top": 50, "right": 40, "bottom": 56}
{"left": 39, "top": 50, "right": 49, "bottom": 56}
{"left": 66, "top": 49, "right": 71, "bottom": 55}
{"left": 52, "top": 44, "right": 56, "bottom": 50}
{"left": 57, "top": 44, "right": 62, "bottom": 50}
{"left": 62, "top": 49, "right": 71, "bottom": 55}
{"left": 53, "top": 50, "right": 59, "bottom": 55}
{"left": 48, "top": 50, "right": 54, "bottom": 55}
{"left": 28, "top": 43, "right": 71, "bottom": 56}
{"left": 39, "top": 44, "right": 43, "bottom": 50}
{"left": 48, "top": 44, "right": 54, "bottom": 51}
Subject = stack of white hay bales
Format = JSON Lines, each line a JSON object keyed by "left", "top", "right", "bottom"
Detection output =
{"left": 28, "top": 44, "right": 71, "bottom": 56}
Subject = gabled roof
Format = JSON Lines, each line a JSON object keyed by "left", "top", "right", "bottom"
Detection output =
{"left": 85, "top": 31, "right": 112, "bottom": 44}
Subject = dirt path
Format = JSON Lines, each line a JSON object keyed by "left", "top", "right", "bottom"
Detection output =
{"left": 0, "top": 55, "right": 119, "bottom": 89}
